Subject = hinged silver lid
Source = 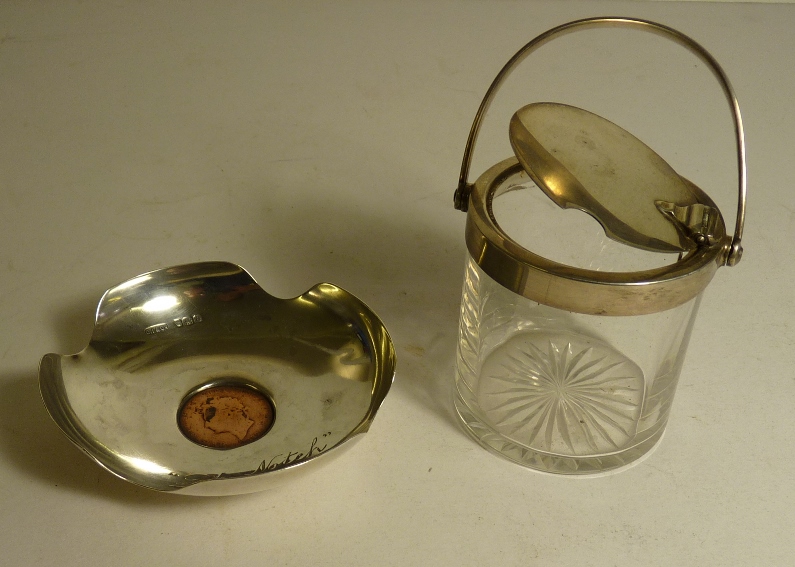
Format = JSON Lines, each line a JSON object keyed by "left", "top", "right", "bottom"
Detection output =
{"left": 509, "top": 102, "right": 722, "bottom": 253}
{"left": 453, "top": 17, "right": 748, "bottom": 315}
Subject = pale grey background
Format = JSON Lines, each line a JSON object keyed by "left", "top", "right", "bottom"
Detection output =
{"left": 1, "top": 1, "right": 792, "bottom": 565}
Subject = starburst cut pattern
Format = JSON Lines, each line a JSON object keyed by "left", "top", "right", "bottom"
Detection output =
{"left": 477, "top": 331, "right": 645, "bottom": 456}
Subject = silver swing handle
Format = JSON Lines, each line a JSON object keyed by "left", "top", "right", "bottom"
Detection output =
{"left": 453, "top": 17, "right": 746, "bottom": 267}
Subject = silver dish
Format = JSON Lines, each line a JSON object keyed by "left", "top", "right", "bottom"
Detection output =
{"left": 39, "top": 262, "right": 395, "bottom": 495}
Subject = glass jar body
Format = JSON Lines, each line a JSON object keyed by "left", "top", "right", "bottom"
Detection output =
{"left": 454, "top": 256, "right": 702, "bottom": 474}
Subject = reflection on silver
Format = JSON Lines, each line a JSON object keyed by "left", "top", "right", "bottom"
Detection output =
{"left": 140, "top": 295, "right": 180, "bottom": 313}
{"left": 39, "top": 262, "right": 395, "bottom": 495}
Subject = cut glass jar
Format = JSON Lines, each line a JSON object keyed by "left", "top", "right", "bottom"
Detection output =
{"left": 452, "top": 18, "right": 746, "bottom": 474}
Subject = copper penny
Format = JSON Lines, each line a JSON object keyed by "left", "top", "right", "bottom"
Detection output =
{"left": 178, "top": 383, "right": 274, "bottom": 449}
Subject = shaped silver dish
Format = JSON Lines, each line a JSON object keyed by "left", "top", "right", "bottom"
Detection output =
{"left": 39, "top": 262, "right": 395, "bottom": 495}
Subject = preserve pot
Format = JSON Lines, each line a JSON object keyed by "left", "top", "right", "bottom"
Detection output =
{"left": 452, "top": 18, "right": 746, "bottom": 474}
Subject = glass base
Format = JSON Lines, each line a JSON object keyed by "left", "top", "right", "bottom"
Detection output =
{"left": 454, "top": 389, "right": 666, "bottom": 475}
{"left": 453, "top": 257, "right": 692, "bottom": 475}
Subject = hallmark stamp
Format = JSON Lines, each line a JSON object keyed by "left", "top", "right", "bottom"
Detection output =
{"left": 173, "top": 314, "right": 203, "bottom": 327}
{"left": 144, "top": 322, "right": 170, "bottom": 335}
{"left": 144, "top": 313, "right": 203, "bottom": 336}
